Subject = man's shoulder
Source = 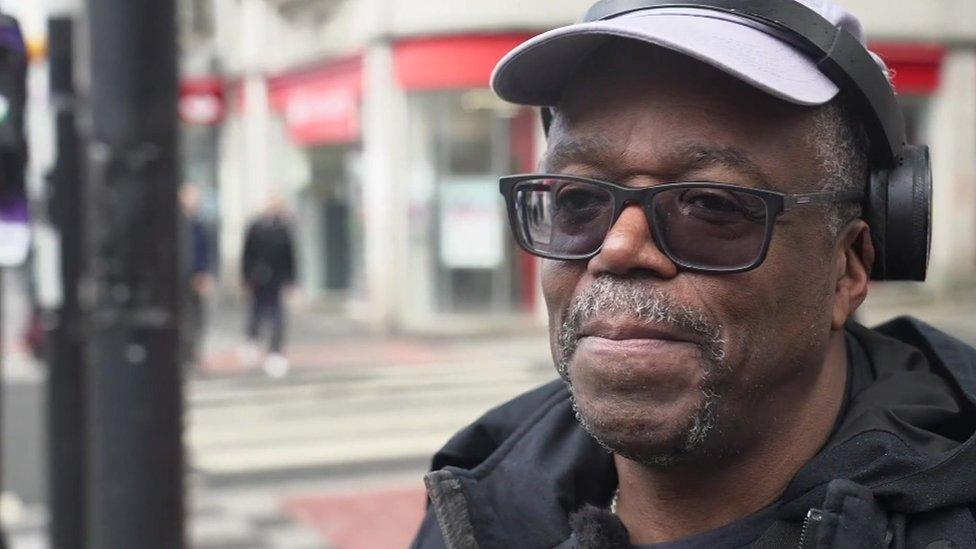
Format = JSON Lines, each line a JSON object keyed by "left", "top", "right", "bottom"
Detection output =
{"left": 852, "top": 316, "right": 976, "bottom": 386}
{"left": 429, "top": 378, "right": 569, "bottom": 472}
{"left": 793, "top": 316, "right": 976, "bottom": 530}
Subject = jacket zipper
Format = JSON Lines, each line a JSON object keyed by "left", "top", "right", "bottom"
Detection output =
{"left": 797, "top": 508, "right": 823, "bottom": 549}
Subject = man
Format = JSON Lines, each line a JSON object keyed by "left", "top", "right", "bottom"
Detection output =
{"left": 241, "top": 194, "right": 296, "bottom": 378}
{"left": 413, "top": 1, "right": 976, "bottom": 548}
{"left": 180, "top": 184, "right": 214, "bottom": 373}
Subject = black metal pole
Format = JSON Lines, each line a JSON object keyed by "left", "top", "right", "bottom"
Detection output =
{"left": 82, "top": 0, "right": 184, "bottom": 547}
{"left": 45, "top": 16, "right": 87, "bottom": 549}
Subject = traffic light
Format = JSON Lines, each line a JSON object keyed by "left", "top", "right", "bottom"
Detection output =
{"left": 0, "top": 13, "right": 27, "bottom": 210}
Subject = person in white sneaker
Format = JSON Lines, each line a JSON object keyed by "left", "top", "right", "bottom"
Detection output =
{"left": 241, "top": 194, "right": 296, "bottom": 377}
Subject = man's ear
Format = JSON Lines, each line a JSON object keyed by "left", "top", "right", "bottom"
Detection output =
{"left": 832, "top": 220, "right": 875, "bottom": 330}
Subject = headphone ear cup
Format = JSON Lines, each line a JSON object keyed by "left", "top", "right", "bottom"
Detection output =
{"left": 868, "top": 145, "right": 932, "bottom": 281}
{"left": 866, "top": 167, "right": 890, "bottom": 281}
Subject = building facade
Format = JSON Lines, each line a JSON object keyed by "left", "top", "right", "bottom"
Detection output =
{"left": 178, "top": 0, "right": 976, "bottom": 332}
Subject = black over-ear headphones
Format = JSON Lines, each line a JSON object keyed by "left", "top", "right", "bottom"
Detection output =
{"left": 541, "top": 0, "right": 932, "bottom": 281}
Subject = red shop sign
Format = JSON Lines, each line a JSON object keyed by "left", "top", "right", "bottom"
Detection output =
{"left": 268, "top": 56, "right": 363, "bottom": 146}
{"left": 180, "top": 76, "right": 226, "bottom": 125}
{"left": 393, "top": 34, "right": 538, "bottom": 91}
{"left": 870, "top": 42, "right": 947, "bottom": 95}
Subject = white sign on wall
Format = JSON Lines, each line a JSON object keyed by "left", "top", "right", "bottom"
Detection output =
{"left": 438, "top": 177, "right": 504, "bottom": 269}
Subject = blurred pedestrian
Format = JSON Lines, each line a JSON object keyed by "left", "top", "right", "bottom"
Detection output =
{"left": 180, "top": 184, "right": 213, "bottom": 374}
{"left": 241, "top": 194, "right": 295, "bottom": 378}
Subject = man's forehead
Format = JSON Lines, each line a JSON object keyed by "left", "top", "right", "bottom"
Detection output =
{"left": 543, "top": 133, "right": 779, "bottom": 190}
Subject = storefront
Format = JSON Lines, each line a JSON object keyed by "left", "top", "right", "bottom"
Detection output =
{"left": 394, "top": 35, "right": 540, "bottom": 317}
{"left": 250, "top": 34, "right": 544, "bottom": 324}
{"left": 267, "top": 56, "right": 366, "bottom": 303}
{"left": 179, "top": 75, "right": 225, "bottom": 271}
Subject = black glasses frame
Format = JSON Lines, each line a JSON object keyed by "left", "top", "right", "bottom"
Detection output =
{"left": 499, "top": 174, "right": 865, "bottom": 274}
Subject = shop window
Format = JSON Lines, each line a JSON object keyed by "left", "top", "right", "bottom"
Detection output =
{"left": 444, "top": 107, "right": 494, "bottom": 174}
{"left": 410, "top": 90, "right": 531, "bottom": 314}
{"left": 305, "top": 145, "right": 363, "bottom": 295}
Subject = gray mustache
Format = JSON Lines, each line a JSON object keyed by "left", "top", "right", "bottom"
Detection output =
{"left": 555, "top": 275, "right": 726, "bottom": 378}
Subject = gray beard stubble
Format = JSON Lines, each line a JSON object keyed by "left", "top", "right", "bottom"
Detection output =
{"left": 556, "top": 275, "right": 728, "bottom": 466}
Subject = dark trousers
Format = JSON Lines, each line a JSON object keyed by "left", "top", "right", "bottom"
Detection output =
{"left": 181, "top": 285, "right": 205, "bottom": 368}
{"left": 247, "top": 285, "right": 285, "bottom": 353}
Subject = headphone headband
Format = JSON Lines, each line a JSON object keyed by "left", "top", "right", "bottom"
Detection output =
{"left": 581, "top": 0, "right": 906, "bottom": 167}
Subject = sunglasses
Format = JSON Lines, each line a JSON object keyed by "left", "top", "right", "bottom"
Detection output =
{"left": 500, "top": 174, "right": 865, "bottom": 274}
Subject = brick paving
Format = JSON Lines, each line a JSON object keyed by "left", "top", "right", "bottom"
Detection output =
{"left": 283, "top": 486, "right": 427, "bottom": 549}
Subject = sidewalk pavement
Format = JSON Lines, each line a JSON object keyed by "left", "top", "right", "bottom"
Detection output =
{"left": 194, "top": 296, "right": 551, "bottom": 377}
{"left": 182, "top": 297, "right": 553, "bottom": 548}
{"left": 282, "top": 482, "right": 427, "bottom": 549}
{"left": 196, "top": 284, "right": 976, "bottom": 378}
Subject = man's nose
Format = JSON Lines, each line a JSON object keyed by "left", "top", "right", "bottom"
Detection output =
{"left": 587, "top": 204, "right": 679, "bottom": 279}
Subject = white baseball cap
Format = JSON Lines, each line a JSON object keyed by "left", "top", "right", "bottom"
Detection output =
{"left": 491, "top": 0, "right": 886, "bottom": 107}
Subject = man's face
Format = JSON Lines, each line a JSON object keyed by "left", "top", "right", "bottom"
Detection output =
{"left": 544, "top": 46, "right": 846, "bottom": 466}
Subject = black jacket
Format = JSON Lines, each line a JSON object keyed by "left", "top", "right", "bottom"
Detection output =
{"left": 241, "top": 216, "right": 295, "bottom": 289}
{"left": 412, "top": 318, "right": 976, "bottom": 548}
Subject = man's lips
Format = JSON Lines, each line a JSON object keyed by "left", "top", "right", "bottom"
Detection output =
{"left": 578, "top": 318, "right": 694, "bottom": 343}
{"left": 572, "top": 319, "right": 703, "bottom": 388}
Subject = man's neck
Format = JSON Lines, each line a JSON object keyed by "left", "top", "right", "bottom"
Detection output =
{"left": 614, "top": 331, "right": 850, "bottom": 545}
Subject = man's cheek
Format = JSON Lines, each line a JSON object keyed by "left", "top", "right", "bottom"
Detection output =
{"left": 542, "top": 260, "right": 582, "bottom": 319}
{"left": 686, "top": 277, "right": 767, "bottom": 367}
{"left": 543, "top": 261, "right": 575, "bottom": 369}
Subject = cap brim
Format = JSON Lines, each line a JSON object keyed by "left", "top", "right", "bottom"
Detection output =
{"left": 491, "top": 11, "right": 839, "bottom": 107}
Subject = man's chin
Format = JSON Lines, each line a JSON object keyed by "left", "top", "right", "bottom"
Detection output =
{"left": 570, "top": 392, "right": 718, "bottom": 467}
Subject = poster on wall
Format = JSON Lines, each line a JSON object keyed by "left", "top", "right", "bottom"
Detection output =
{"left": 438, "top": 177, "right": 504, "bottom": 270}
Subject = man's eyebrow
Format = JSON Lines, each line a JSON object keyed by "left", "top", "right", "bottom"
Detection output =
{"left": 542, "top": 136, "right": 618, "bottom": 173}
{"left": 677, "top": 144, "right": 779, "bottom": 190}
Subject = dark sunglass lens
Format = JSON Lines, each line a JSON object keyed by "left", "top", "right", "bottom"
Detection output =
{"left": 514, "top": 179, "right": 614, "bottom": 258}
{"left": 652, "top": 187, "right": 769, "bottom": 270}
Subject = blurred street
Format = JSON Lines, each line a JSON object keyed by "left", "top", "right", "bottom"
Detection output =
{"left": 1, "top": 277, "right": 557, "bottom": 548}
{"left": 184, "top": 300, "right": 554, "bottom": 548}
{"left": 3, "top": 274, "right": 976, "bottom": 548}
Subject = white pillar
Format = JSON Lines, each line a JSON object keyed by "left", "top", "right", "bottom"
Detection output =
{"left": 240, "top": 0, "right": 272, "bottom": 211}
{"left": 214, "top": 0, "right": 273, "bottom": 287}
{"left": 927, "top": 48, "right": 976, "bottom": 291}
{"left": 217, "top": 115, "right": 245, "bottom": 283}
{"left": 241, "top": 76, "right": 271, "bottom": 209}
{"left": 361, "top": 42, "right": 409, "bottom": 330}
